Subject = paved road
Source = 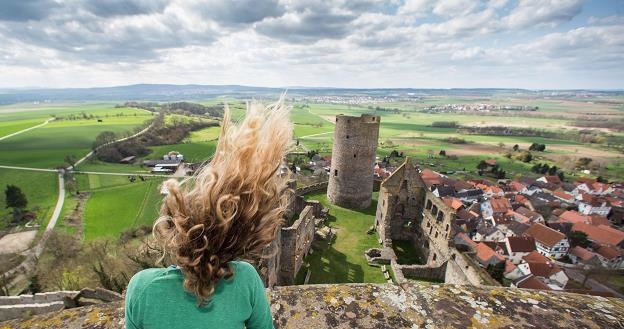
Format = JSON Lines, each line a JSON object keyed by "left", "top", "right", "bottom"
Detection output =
{"left": 0, "top": 120, "right": 158, "bottom": 291}
{"left": 72, "top": 121, "right": 155, "bottom": 168}
{"left": 565, "top": 268, "right": 624, "bottom": 299}
{"left": 0, "top": 118, "right": 55, "bottom": 141}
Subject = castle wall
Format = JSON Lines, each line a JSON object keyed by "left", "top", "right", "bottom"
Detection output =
{"left": 278, "top": 205, "right": 316, "bottom": 285}
{"left": 418, "top": 191, "right": 456, "bottom": 266}
{"left": 327, "top": 114, "right": 380, "bottom": 209}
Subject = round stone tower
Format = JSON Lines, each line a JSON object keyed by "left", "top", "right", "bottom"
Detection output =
{"left": 327, "top": 114, "right": 380, "bottom": 209}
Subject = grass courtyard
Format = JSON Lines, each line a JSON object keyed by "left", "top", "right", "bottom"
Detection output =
{"left": 296, "top": 191, "right": 386, "bottom": 284}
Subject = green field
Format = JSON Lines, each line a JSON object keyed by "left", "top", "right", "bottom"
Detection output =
{"left": 82, "top": 178, "right": 165, "bottom": 240}
{"left": 297, "top": 191, "right": 385, "bottom": 284}
{"left": 0, "top": 116, "right": 151, "bottom": 168}
{"left": 0, "top": 169, "right": 58, "bottom": 230}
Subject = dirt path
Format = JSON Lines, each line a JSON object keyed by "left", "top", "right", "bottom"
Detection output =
{"left": 0, "top": 231, "right": 37, "bottom": 254}
{"left": 0, "top": 118, "right": 54, "bottom": 141}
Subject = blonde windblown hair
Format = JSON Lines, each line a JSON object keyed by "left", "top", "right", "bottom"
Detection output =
{"left": 153, "top": 98, "right": 293, "bottom": 305}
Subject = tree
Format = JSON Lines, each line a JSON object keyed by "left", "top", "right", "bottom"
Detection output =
{"left": 486, "top": 261, "right": 505, "bottom": 283}
{"left": 93, "top": 131, "right": 117, "bottom": 149}
{"left": 64, "top": 154, "right": 77, "bottom": 169}
{"left": 5, "top": 185, "right": 27, "bottom": 220}
{"left": 557, "top": 171, "right": 565, "bottom": 181}
{"left": 512, "top": 144, "right": 519, "bottom": 152}
{"left": 548, "top": 165, "right": 558, "bottom": 176}
{"left": 439, "top": 150, "right": 446, "bottom": 157}
{"left": 576, "top": 157, "right": 593, "bottom": 168}
{"left": 476, "top": 160, "right": 488, "bottom": 171}
{"left": 569, "top": 231, "right": 590, "bottom": 248}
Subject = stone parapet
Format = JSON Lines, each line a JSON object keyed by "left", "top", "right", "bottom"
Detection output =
{"left": 2, "top": 283, "right": 623, "bottom": 328}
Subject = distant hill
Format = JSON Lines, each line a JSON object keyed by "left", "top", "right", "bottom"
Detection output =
{"left": 0, "top": 84, "right": 622, "bottom": 105}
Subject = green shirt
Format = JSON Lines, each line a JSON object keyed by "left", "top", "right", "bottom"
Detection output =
{"left": 125, "top": 261, "right": 274, "bottom": 329}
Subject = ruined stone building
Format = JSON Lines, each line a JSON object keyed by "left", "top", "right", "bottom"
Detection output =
{"left": 258, "top": 180, "right": 326, "bottom": 287}
{"left": 327, "top": 114, "right": 380, "bottom": 209}
{"left": 375, "top": 157, "right": 493, "bottom": 285}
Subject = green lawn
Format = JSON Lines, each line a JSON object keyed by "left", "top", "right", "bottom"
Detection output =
{"left": 297, "top": 191, "right": 385, "bottom": 284}
{"left": 82, "top": 178, "right": 165, "bottom": 240}
{"left": 0, "top": 118, "right": 45, "bottom": 137}
{"left": 147, "top": 142, "right": 216, "bottom": 163}
{"left": 0, "top": 169, "right": 58, "bottom": 230}
{"left": 0, "top": 117, "right": 150, "bottom": 168}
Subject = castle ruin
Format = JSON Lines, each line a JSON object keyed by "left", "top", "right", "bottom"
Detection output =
{"left": 327, "top": 114, "right": 380, "bottom": 209}
{"left": 374, "top": 157, "right": 493, "bottom": 285}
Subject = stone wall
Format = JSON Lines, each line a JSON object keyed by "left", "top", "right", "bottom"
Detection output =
{"left": 327, "top": 114, "right": 380, "bottom": 209}
{"left": 2, "top": 283, "right": 623, "bottom": 328}
{"left": 375, "top": 157, "right": 492, "bottom": 287}
{"left": 278, "top": 205, "right": 316, "bottom": 285}
{"left": 295, "top": 181, "right": 328, "bottom": 197}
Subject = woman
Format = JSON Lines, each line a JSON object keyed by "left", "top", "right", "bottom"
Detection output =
{"left": 125, "top": 99, "right": 293, "bottom": 329}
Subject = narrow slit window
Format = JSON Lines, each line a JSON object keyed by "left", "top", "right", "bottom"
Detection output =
{"left": 334, "top": 170, "right": 338, "bottom": 176}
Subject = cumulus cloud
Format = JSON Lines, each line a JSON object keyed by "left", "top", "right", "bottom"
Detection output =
{"left": 0, "top": 0, "right": 59, "bottom": 21}
{"left": 82, "top": 0, "right": 171, "bottom": 17}
{"left": 504, "top": 0, "right": 583, "bottom": 29}
{"left": 0, "top": 0, "right": 621, "bottom": 89}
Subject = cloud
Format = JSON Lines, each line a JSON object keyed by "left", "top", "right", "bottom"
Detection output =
{"left": 192, "top": 0, "right": 284, "bottom": 26}
{"left": 82, "top": 0, "right": 170, "bottom": 17}
{"left": 0, "top": 0, "right": 622, "bottom": 89}
{"left": 255, "top": 7, "right": 358, "bottom": 43}
{"left": 0, "top": 0, "right": 59, "bottom": 21}
{"left": 504, "top": 0, "right": 584, "bottom": 29}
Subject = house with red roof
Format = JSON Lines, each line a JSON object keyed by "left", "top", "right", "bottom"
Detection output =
{"left": 513, "top": 275, "right": 551, "bottom": 290}
{"left": 524, "top": 223, "right": 569, "bottom": 259}
{"left": 578, "top": 197, "right": 612, "bottom": 217}
{"left": 553, "top": 190, "right": 575, "bottom": 203}
{"left": 571, "top": 223, "right": 624, "bottom": 249}
{"left": 475, "top": 242, "right": 505, "bottom": 267}
{"left": 569, "top": 246, "right": 602, "bottom": 267}
{"left": 505, "top": 236, "right": 536, "bottom": 264}
{"left": 558, "top": 210, "right": 590, "bottom": 225}
{"left": 517, "top": 251, "right": 568, "bottom": 289}
{"left": 593, "top": 244, "right": 623, "bottom": 268}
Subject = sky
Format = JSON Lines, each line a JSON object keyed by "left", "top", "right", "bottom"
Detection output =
{"left": 0, "top": 0, "right": 623, "bottom": 89}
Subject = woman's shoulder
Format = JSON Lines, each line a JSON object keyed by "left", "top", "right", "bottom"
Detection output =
{"left": 229, "top": 260, "right": 260, "bottom": 278}
{"left": 127, "top": 267, "right": 171, "bottom": 294}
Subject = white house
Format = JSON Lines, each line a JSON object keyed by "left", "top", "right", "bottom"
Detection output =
{"left": 524, "top": 223, "right": 569, "bottom": 259}
{"left": 505, "top": 236, "right": 536, "bottom": 264}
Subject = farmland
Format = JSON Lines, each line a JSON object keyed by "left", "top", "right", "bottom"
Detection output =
{"left": 0, "top": 93, "right": 623, "bottom": 293}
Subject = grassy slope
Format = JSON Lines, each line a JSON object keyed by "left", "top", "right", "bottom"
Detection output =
{"left": 298, "top": 191, "right": 385, "bottom": 284}
{"left": 0, "top": 169, "right": 58, "bottom": 230}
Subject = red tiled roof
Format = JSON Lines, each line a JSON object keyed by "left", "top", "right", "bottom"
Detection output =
{"left": 485, "top": 159, "right": 497, "bottom": 166}
{"left": 553, "top": 191, "right": 575, "bottom": 202}
{"left": 517, "top": 275, "right": 551, "bottom": 290}
{"left": 544, "top": 175, "right": 562, "bottom": 185}
{"left": 527, "top": 261, "right": 562, "bottom": 277}
{"left": 589, "top": 215, "right": 610, "bottom": 227}
{"left": 559, "top": 210, "right": 589, "bottom": 224}
{"left": 572, "top": 223, "right": 624, "bottom": 246}
{"left": 523, "top": 251, "right": 551, "bottom": 263}
{"left": 524, "top": 223, "right": 566, "bottom": 248}
{"left": 507, "top": 236, "right": 536, "bottom": 253}
{"left": 570, "top": 246, "right": 598, "bottom": 261}
{"left": 475, "top": 242, "right": 505, "bottom": 264}
{"left": 505, "top": 260, "right": 517, "bottom": 274}
{"left": 455, "top": 232, "right": 478, "bottom": 249}
{"left": 594, "top": 244, "right": 622, "bottom": 260}
{"left": 442, "top": 197, "right": 463, "bottom": 211}
{"left": 491, "top": 198, "right": 512, "bottom": 213}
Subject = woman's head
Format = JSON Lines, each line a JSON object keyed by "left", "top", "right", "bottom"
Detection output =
{"left": 153, "top": 99, "right": 293, "bottom": 305}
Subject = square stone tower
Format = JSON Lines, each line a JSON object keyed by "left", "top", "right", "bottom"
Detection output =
{"left": 327, "top": 114, "right": 380, "bottom": 209}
